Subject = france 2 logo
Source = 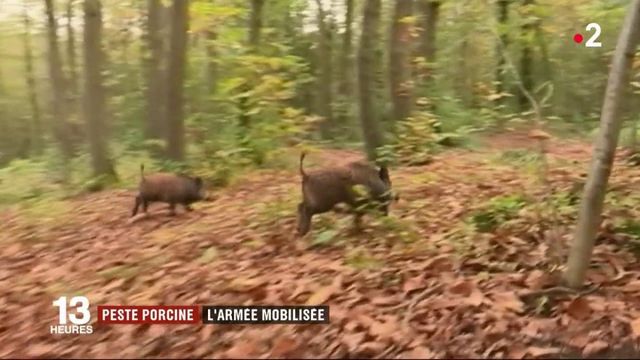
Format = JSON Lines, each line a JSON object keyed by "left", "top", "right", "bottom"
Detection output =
{"left": 50, "top": 296, "right": 94, "bottom": 335}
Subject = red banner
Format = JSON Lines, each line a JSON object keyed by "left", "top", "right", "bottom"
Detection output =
{"left": 97, "top": 305, "right": 200, "bottom": 324}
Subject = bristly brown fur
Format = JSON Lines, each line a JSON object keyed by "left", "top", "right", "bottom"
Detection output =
{"left": 296, "top": 153, "right": 394, "bottom": 236}
{"left": 299, "top": 152, "right": 308, "bottom": 180}
{"left": 131, "top": 166, "right": 206, "bottom": 217}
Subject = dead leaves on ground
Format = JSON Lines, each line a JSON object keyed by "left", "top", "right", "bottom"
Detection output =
{"left": 3, "top": 136, "right": 640, "bottom": 358}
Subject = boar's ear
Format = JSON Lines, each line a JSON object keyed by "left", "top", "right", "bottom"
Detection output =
{"left": 193, "top": 177, "right": 203, "bottom": 187}
{"left": 378, "top": 166, "right": 390, "bottom": 183}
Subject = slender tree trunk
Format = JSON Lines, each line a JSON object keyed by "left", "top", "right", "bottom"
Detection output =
{"left": 564, "top": 0, "right": 640, "bottom": 288}
{"left": 165, "top": 0, "right": 189, "bottom": 161}
{"left": 204, "top": 29, "right": 218, "bottom": 95}
{"left": 339, "top": 0, "right": 354, "bottom": 100}
{"left": 358, "top": 0, "right": 384, "bottom": 161}
{"left": 83, "top": 0, "right": 116, "bottom": 177}
{"left": 144, "top": 0, "right": 165, "bottom": 139}
{"left": 238, "top": 0, "right": 264, "bottom": 132}
{"left": 314, "top": 0, "right": 333, "bottom": 138}
{"left": 23, "top": 4, "right": 42, "bottom": 154}
{"left": 389, "top": 0, "right": 414, "bottom": 122}
{"left": 496, "top": 0, "right": 509, "bottom": 97}
{"left": 66, "top": 0, "right": 79, "bottom": 102}
{"left": 417, "top": 0, "right": 440, "bottom": 80}
{"left": 249, "top": 0, "right": 265, "bottom": 49}
{"left": 45, "top": 0, "right": 75, "bottom": 158}
{"left": 518, "top": 0, "right": 534, "bottom": 111}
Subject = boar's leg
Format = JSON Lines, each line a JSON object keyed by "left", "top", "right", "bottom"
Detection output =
{"left": 351, "top": 212, "right": 364, "bottom": 234}
{"left": 131, "top": 196, "right": 142, "bottom": 217}
{"left": 168, "top": 203, "right": 177, "bottom": 216}
{"left": 297, "top": 202, "right": 313, "bottom": 236}
{"left": 142, "top": 200, "right": 149, "bottom": 213}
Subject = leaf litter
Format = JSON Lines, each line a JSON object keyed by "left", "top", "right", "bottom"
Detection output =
{"left": 2, "top": 133, "right": 640, "bottom": 357}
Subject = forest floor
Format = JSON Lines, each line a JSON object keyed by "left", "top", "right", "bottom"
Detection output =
{"left": 4, "top": 130, "right": 640, "bottom": 358}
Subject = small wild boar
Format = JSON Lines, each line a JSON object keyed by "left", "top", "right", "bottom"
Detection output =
{"left": 131, "top": 164, "right": 207, "bottom": 217}
{"left": 296, "top": 152, "right": 396, "bottom": 236}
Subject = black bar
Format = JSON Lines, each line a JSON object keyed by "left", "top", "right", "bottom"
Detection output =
{"left": 201, "top": 305, "right": 330, "bottom": 324}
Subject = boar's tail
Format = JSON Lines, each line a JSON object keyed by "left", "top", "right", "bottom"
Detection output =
{"left": 140, "top": 164, "right": 146, "bottom": 181}
{"left": 299, "top": 152, "right": 308, "bottom": 180}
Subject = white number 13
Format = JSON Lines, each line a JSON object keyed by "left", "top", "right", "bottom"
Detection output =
{"left": 53, "top": 296, "right": 90, "bottom": 325}
{"left": 585, "top": 23, "right": 602, "bottom": 48}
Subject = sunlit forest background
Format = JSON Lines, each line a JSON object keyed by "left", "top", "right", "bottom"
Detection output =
{"left": 4, "top": 1, "right": 640, "bottom": 357}
{"left": 0, "top": 0, "right": 635, "bottom": 203}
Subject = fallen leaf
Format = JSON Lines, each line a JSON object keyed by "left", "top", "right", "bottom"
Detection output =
{"left": 621, "top": 280, "right": 640, "bottom": 293}
{"left": 27, "top": 344, "right": 56, "bottom": 357}
{"left": 306, "top": 275, "right": 342, "bottom": 305}
{"left": 356, "top": 313, "right": 377, "bottom": 329}
{"left": 425, "top": 255, "right": 455, "bottom": 272}
{"left": 198, "top": 247, "right": 218, "bottom": 263}
{"left": 491, "top": 291, "right": 524, "bottom": 313}
{"left": 521, "top": 321, "right": 539, "bottom": 338}
{"left": 345, "top": 321, "right": 360, "bottom": 332}
{"left": 466, "top": 289, "right": 486, "bottom": 307}
{"left": 507, "top": 345, "right": 528, "bottom": 359}
{"left": 525, "top": 270, "right": 553, "bottom": 290}
{"left": 225, "top": 341, "right": 260, "bottom": 358}
{"left": 359, "top": 342, "right": 387, "bottom": 356}
{"left": 270, "top": 336, "right": 299, "bottom": 357}
{"left": 449, "top": 280, "right": 474, "bottom": 297}
{"left": 403, "top": 276, "right": 423, "bottom": 293}
{"left": 228, "top": 277, "right": 262, "bottom": 292}
{"left": 371, "top": 296, "right": 399, "bottom": 306}
{"left": 527, "top": 346, "right": 560, "bottom": 357}
{"left": 566, "top": 297, "right": 592, "bottom": 320}
{"left": 369, "top": 319, "right": 398, "bottom": 340}
{"left": 402, "top": 346, "right": 435, "bottom": 358}
{"left": 630, "top": 318, "right": 640, "bottom": 338}
{"left": 200, "top": 325, "right": 215, "bottom": 341}
{"left": 341, "top": 332, "right": 365, "bottom": 352}
{"left": 528, "top": 129, "right": 551, "bottom": 140}
{"left": 567, "top": 332, "right": 590, "bottom": 349}
{"left": 583, "top": 340, "right": 608, "bottom": 357}
{"left": 4, "top": 243, "right": 22, "bottom": 257}
{"left": 147, "top": 325, "right": 167, "bottom": 337}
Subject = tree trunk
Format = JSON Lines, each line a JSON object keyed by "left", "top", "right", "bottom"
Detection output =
{"left": 389, "top": 0, "right": 414, "bottom": 122}
{"left": 204, "top": 29, "right": 218, "bottom": 95}
{"left": 314, "top": 0, "right": 334, "bottom": 138}
{"left": 238, "top": 0, "right": 264, "bottom": 132}
{"left": 338, "top": 0, "right": 354, "bottom": 100}
{"left": 144, "top": 0, "right": 166, "bottom": 139}
{"left": 83, "top": 0, "right": 116, "bottom": 177}
{"left": 165, "top": 0, "right": 189, "bottom": 161}
{"left": 23, "top": 4, "right": 42, "bottom": 154}
{"left": 249, "top": 0, "right": 265, "bottom": 48}
{"left": 564, "top": 0, "right": 640, "bottom": 289}
{"left": 45, "top": 0, "right": 75, "bottom": 159}
{"left": 496, "top": 0, "right": 509, "bottom": 97}
{"left": 518, "top": 0, "right": 534, "bottom": 111}
{"left": 66, "top": 0, "right": 79, "bottom": 103}
{"left": 358, "top": 0, "right": 384, "bottom": 161}
{"left": 417, "top": 0, "right": 440, "bottom": 80}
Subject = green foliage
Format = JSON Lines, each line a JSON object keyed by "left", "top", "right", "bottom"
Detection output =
{"left": 345, "top": 248, "right": 384, "bottom": 270}
{"left": 379, "top": 112, "right": 440, "bottom": 166}
{"left": 615, "top": 220, "right": 640, "bottom": 239}
{"left": 312, "top": 229, "right": 339, "bottom": 247}
{"left": 470, "top": 194, "right": 528, "bottom": 233}
{"left": 497, "top": 149, "right": 543, "bottom": 166}
{"left": 198, "top": 246, "right": 219, "bottom": 264}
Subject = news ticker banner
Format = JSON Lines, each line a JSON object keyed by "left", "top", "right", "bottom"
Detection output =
{"left": 51, "top": 296, "right": 329, "bottom": 335}
{"left": 98, "top": 305, "right": 330, "bottom": 324}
